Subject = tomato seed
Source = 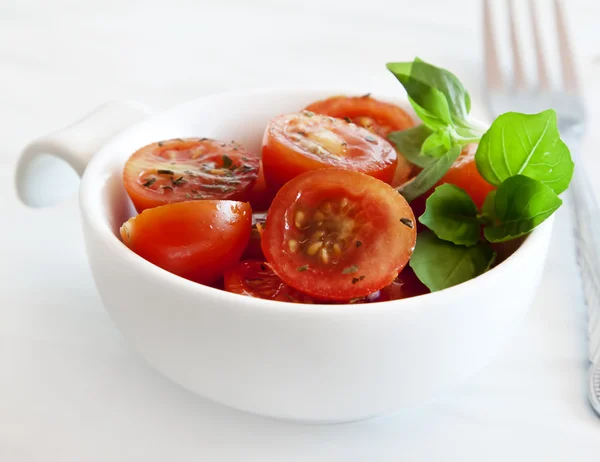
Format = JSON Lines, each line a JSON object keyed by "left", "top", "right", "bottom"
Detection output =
{"left": 294, "top": 211, "right": 306, "bottom": 229}
{"left": 320, "top": 202, "right": 332, "bottom": 213}
{"left": 311, "top": 230, "right": 324, "bottom": 241}
{"left": 320, "top": 248, "right": 330, "bottom": 264}
{"left": 288, "top": 240, "right": 299, "bottom": 252}
{"left": 306, "top": 241, "right": 323, "bottom": 256}
{"left": 332, "top": 243, "right": 342, "bottom": 257}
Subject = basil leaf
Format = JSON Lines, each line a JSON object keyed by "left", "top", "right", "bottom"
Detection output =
{"left": 398, "top": 144, "right": 462, "bottom": 202}
{"left": 387, "top": 58, "right": 471, "bottom": 128}
{"left": 409, "top": 95, "right": 453, "bottom": 130}
{"left": 388, "top": 125, "right": 435, "bottom": 168}
{"left": 484, "top": 175, "right": 562, "bottom": 242}
{"left": 419, "top": 184, "right": 481, "bottom": 246}
{"left": 475, "top": 110, "right": 574, "bottom": 194}
{"left": 410, "top": 231, "right": 496, "bottom": 292}
{"left": 478, "top": 190, "right": 497, "bottom": 225}
{"left": 421, "top": 128, "right": 452, "bottom": 157}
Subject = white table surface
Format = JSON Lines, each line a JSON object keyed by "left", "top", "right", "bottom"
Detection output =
{"left": 2, "top": 0, "right": 600, "bottom": 460}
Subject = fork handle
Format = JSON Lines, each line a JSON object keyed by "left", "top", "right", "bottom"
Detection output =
{"left": 563, "top": 131, "right": 600, "bottom": 363}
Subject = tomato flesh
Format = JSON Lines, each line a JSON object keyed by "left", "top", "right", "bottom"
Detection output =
{"left": 123, "top": 138, "right": 259, "bottom": 212}
{"left": 262, "top": 169, "right": 416, "bottom": 301}
{"left": 224, "top": 260, "right": 391, "bottom": 304}
{"left": 304, "top": 95, "right": 416, "bottom": 187}
{"left": 241, "top": 212, "right": 267, "bottom": 260}
{"left": 262, "top": 111, "right": 397, "bottom": 193}
{"left": 120, "top": 200, "right": 251, "bottom": 284}
{"left": 224, "top": 260, "right": 322, "bottom": 303}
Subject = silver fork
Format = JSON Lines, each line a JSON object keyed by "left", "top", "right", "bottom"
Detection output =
{"left": 483, "top": 0, "right": 600, "bottom": 415}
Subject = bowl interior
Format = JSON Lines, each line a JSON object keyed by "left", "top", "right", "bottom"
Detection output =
{"left": 80, "top": 88, "right": 547, "bottom": 310}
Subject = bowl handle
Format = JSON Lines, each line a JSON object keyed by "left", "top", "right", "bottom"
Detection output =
{"left": 15, "top": 100, "right": 154, "bottom": 208}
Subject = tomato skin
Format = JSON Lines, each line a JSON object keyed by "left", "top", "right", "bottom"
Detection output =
{"left": 123, "top": 138, "right": 259, "bottom": 212}
{"left": 224, "top": 260, "right": 387, "bottom": 304}
{"left": 262, "top": 112, "right": 397, "bottom": 193}
{"left": 262, "top": 169, "right": 416, "bottom": 301}
{"left": 120, "top": 200, "right": 252, "bottom": 284}
{"left": 305, "top": 95, "right": 416, "bottom": 187}
{"left": 247, "top": 163, "right": 275, "bottom": 212}
{"left": 224, "top": 260, "right": 322, "bottom": 303}
{"left": 241, "top": 212, "right": 267, "bottom": 260}
{"left": 435, "top": 144, "right": 494, "bottom": 209}
{"left": 377, "top": 267, "right": 429, "bottom": 301}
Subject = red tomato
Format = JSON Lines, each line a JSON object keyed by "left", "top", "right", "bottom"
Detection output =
{"left": 377, "top": 267, "right": 429, "bottom": 301}
{"left": 123, "top": 138, "right": 259, "bottom": 212}
{"left": 261, "top": 169, "right": 416, "bottom": 301}
{"left": 261, "top": 111, "right": 398, "bottom": 193}
{"left": 436, "top": 144, "right": 494, "bottom": 209}
{"left": 305, "top": 95, "right": 416, "bottom": 187}
{"left": 120, "top": 200, "right": 251, "bottom": 284}
{"left": 224, "top": 260, "right": 386, "bottom": 304}
{"left": 224, "top": 260, "right": 322, "bottom": 303}
{"left": 241, "top": 212, "right": 267, "bottom": 260}
{"left": 247, "top": 162, "right": 275, "bottom": 211}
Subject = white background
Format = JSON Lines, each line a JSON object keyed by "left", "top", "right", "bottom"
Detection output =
{"left": 1, "top": 0, "right": 600, "bottom": 460}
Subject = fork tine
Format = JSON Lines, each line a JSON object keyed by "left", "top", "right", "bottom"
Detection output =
{"left": 528, "top": 0, "right": 551, "bottom": 90}
{"left": 507, "top": 0, "right": 527, "bottom": 90}
{"left": 483, "top": 0, "right": 504, "bottom": 90}
{"left": 554, "top": 0, "right": 580, "bottom": 93}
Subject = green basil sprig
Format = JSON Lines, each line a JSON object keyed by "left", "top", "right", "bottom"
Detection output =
{"left": 386, "top": 58, "right": 574, "bottom": 292}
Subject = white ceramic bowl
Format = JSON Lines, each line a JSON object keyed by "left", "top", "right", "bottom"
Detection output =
{"left": 15, "top": 89, "right": 553, "bottom": 423}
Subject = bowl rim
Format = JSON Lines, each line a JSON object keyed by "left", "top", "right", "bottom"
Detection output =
{"left": 80, "top": 86, "right": 553, "bottom": 315}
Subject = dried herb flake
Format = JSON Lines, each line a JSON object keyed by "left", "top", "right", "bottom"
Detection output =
{"left": 400, "top": 217, "right": 414, "bottom": 228}
{"left": 142, "top": 177, "right": 156, "bottom": 187}
{"left": 342, "top": 264, "right": 359, "bottom": 274}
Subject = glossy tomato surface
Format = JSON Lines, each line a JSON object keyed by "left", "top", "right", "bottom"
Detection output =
{"left": 120, "top": 200, "right": 252, "bottom": 284}
{"left": 224, "top": 260, "right": 321, "bottom": 303}
{"left": 246, "top": 163, "right": 275, "bottom": 212}
{"left": 262, "top": 169, "right": 416, "bottom": 301}
{"left": 123, "top": 138, "right": 259, "bottom": 212}
{"left": 262, "top": 111, "right": 397, "bottom": 193}
{"left": 305, "top": 95, "right": 414, "bottom": 139}
{"left": 304, "top": 95, "right": 416, "bottom": 187}
{"left": 224, "top": 261, "right": 390, "bottom": 304}
{"left": 436, "top": 144, "right": 494, "bottom": 209}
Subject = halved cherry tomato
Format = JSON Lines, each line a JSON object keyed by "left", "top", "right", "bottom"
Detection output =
{"left": 224, "top": 260, "right": 321, "bottom": 303}
{"left": 224, "top": 260, "right": 387, "bottom": 304}
{"left": 305, "top": 95, "right": 414, "bottom": 138}
{"left": 120, "top": 200, "right": 251, "bottom": 284}
{"left": 377, "top": 267, "right": 429, "bottom": 301}
{"left": 261, "top": 111, "right": 397, "bottom": 193}
{"left": 262, "top": 169, "right": 416, "bottom": 301}
{"left": 123, "top": 138, "right": 259, "bottom": 212}
{"left": 435, "top": 144, "right": 494, "bottom": 209}
{"left": 305, "top": 95, "right": 416, "bottom": 186}
{"left": 241, "top": 212, "right": 267, "bottom": 260}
